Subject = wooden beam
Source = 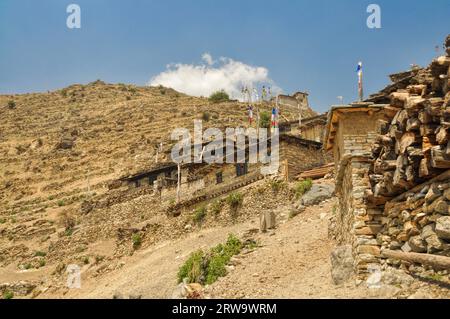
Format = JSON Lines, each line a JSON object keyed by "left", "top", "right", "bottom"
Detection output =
{"left": 382, "top": 249, "right": 450, "bottom": 270}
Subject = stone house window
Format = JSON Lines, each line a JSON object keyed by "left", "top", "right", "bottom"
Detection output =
{"left": 236, "top": 162, "right": 248, "bottom": 177}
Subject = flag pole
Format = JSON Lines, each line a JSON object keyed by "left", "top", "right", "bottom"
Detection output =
{"left": 357, "top": 62, "right": 363, "bottom": 102}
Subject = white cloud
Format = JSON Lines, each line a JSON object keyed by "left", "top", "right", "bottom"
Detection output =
{"left": 148, "top": 54, "right": 281, "bottom": 101}
{"left": 201, "top": 53, "right": 214, "bottom": 66}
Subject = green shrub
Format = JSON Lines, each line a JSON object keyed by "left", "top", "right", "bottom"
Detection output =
{"left": 132, "top": 233, "right": 142, "bottom": 249}
{"left": 425, "top": 273, "right": 444, "bottom": 282}
{"left": 3, "top": 290, "right": 14, "bottom": 299}
{"left": 34, "top": 251, "right": 47, "bottom": 257}
{"left": 193, "top": 206, "right": 207, "bottom": 224}
{"left": 177, "top": 234, "right": 243, "bottom": 285}
{"left": 206, "top": 234, "right": 242, "bottom": 284}
{"left": 7, "top": 100, "right": 16, "bottom": 109}
{"left": 0, "top": 218, "right": 6, "bottom": 224}
{"left": 223, "top": 233, "right": 242, "bottom": 256}
{"left": 177, "top": 250, "right": 204, "bottom": 283}
{"left": 294, "top": 179, "right": 313, "bottom": 199}
{"left": 226, "top": 192, "right": 243, "bottom": 210}
{"left": 209, "top": 90, "right": 229, "bottom": 103}
{"left": 205, "top": 251, "right": 228, "bottom": 284}
{"left": 210, "top": 200, "right": 223, "bottom": 216}
{"left": 270, "top": 180, "right": 285, "bottom": 193}
{"left": 259, "top": 111, "right": 271, "bottom": 128}
{"left": 38, "top": 259, "right": 46, "bottom": 268}
{"left": 57, "top": 200, "right": 65, "bottom": 207}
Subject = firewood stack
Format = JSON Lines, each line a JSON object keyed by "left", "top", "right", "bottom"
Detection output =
{"left": 369, "top": 35, "right": 450, "bottom": 201}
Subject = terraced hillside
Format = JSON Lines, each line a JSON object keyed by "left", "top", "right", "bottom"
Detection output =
{"left": 0, "top": 81, "right": 316, "bottom": 297}
{"left": 1, "top": 81, "right": 312, "bottom": 205}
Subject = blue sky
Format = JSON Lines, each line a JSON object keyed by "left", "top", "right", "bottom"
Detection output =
{"left": 0, "top": 0, "right": 449, "bottom": 112}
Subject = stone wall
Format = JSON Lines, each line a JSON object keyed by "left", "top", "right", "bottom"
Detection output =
{"left": 280, "top": 139, "right": 326, "bottom": 180}
{"left": 302, "top": 124, "right": 324, "bottom": 143}
{"left": 334, "top": 155, "right": 383, "bottom": 278}
{"left": 331, "top": 111, "right": 388, "bottom": 278}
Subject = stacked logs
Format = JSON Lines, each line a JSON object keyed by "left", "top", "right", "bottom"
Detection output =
{"left": 370, "top": 35, "right": 450, "bottom": 202}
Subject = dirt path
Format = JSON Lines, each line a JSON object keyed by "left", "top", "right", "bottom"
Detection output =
{"left": 46, "top": 219, "right": 260, "bottom": 299}
{"left": 204, "top": 198, "right": 369, "bottom": 298}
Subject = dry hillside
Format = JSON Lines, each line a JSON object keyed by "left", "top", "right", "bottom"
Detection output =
{"left": 0, "top": 81, "right": 316, "bottom": 298}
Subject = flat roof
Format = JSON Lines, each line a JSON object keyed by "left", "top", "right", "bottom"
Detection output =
{"left": 324, "top": 102, "right": 389, "bottom": 150}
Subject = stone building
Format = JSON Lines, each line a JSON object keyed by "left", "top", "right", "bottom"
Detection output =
{"left": 118, "top": 126, "right": 329, "bottom": 204}
{"left": 280, "top": 135, "right": 326, "bottom": 180}
{"left": 324, "top": 102, "right": 390, "bottom": 277}
{"left": 274, "top": 91, "right": 317, "bottom": 120}
{"left": 299, "top": 113, "right": 328, "bottom": 143}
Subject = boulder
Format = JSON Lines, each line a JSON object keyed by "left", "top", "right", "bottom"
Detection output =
{"left": 421, "top": 224, "right": 448, "bottom": 252}
{"left": 401, "top": 242, "right": 412, "bottom": 252}
{"left": 330, "top": 245, "right": 354, "bottom": 285}
{"left": 301, "top": 184, "right": 335, "bottom": 207}
{"left": 408, "top": 235, "right": 427, "bottom": 253}
{"left": 435, "top": 216, "right": 450, "bottom": 240}
{"left": 382, "top": 268, "right": 414, "bottom": 287}
{"left": 260, "top": 211, "right": 276, "bottom": 233}
{"left": 55, "top": 136, "right": 74, "bottom": 150}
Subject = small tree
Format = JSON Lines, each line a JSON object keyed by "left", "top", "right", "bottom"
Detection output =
{"left": 209, "top": 90, "right": 229, "bottom": 103}
{"left": 7, "top": 100, "right": 16, "bottom": 109}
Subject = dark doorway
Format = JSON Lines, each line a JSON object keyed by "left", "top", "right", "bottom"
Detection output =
{"left": 216, "top": 171, "right": 223, "bottom": 184}
{"left": 236, "top": 162, "right": 248, "bottom": 177}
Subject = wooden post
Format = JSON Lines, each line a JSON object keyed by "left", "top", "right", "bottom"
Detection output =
{"left": 176, "top": 163, "right": 181, "bottom": 203}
